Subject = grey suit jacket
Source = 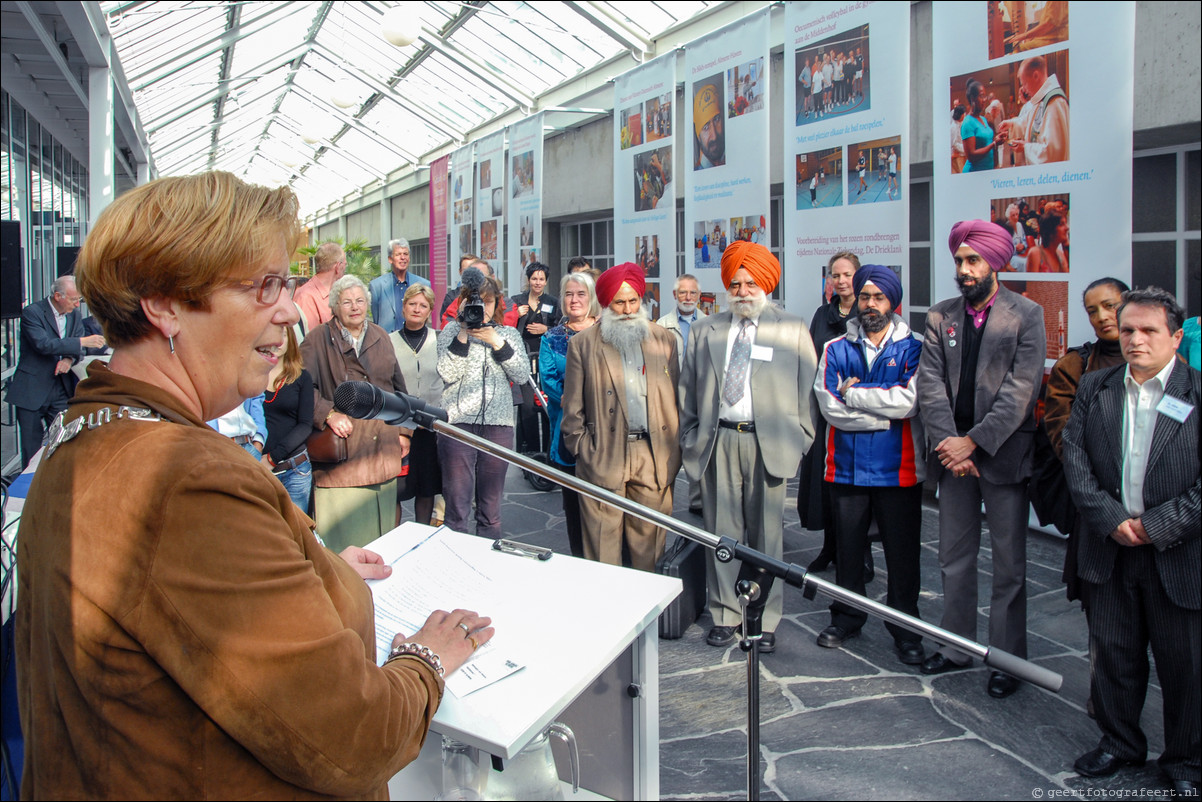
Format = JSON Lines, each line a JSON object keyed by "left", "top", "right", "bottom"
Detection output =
{"left": 1062, "top": 361, "right": 1201, "bottom": 609}
{"left": 679, "top": 305, "right": 818, "bottom": 483}
{"left": 8, "top": 297, "right": 85, "bottom": 411}
{"left": 916, "top": 285, "right": 1045, "bottom": 485}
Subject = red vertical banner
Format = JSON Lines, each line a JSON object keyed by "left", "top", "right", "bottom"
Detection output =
{"left": 429, "top": 154, "right": 450, "bottom": 323}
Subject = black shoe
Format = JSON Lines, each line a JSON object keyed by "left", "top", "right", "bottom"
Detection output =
{"left": 920, "top": 653, "right": 969, "bottom": 675}
{"left": 816, "top": 625, "right": 859, "bottom": 648}
{"left": 807, "top": 553, "right": 834, "bottom": 573}
{"left": 1073, "top": 747, "right": 1145, "bottom": 778}
{"left": 895, "top": 641, "right": 925, "bottom": 665}
{"left": 758, "top": 631, "right": 776, "bottom": 654}
{"left": 987, "top": 671, "right": 1020, "bottom": 698}
{"left": 706, "top": 625, "right": 737, "bottom": 647}
{"left": 1170, "top": 780, "right": 1198, "bottom": 796}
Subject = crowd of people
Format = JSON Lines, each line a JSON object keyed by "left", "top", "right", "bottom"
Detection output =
{"left": 10, "top": 170, "right": 1199, "bottom": 797}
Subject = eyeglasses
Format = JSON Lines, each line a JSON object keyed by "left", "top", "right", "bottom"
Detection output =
{"left": 234, "top": 274, "right": 299, "bottom": 305}
{"left": 339, "top": 298, "right": 367, "bottom": 309}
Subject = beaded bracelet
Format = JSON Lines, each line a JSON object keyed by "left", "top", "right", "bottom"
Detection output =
{"left": 386, "top": 642, "right": 445, "bottom": 677}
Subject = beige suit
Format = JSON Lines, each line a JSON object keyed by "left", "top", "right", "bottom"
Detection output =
{"left": 561, "top": 322, "right": 681, "bottom": 570}
{"left": 679, "top": 304, "right": 818, "bottom": 629}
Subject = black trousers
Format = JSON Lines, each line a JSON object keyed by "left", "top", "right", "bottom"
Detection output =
{"left": 1084, "top": 546, "right": 1201, "bottom": 782}
{"left": 829, "top": 482, "right": 923, "bottom": 645}
{"left": 16, "top": 381, "right": 70, "bottom": 469}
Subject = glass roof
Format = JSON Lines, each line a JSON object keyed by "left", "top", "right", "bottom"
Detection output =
{"left": 98, "top": 1, "right": 719, "bottom": 217}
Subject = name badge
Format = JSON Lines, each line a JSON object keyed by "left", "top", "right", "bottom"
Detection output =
{"left": 540, "top": 303, "right": 555, "bottom": 314}
{"left": 751, "top": 344, "right": 773, "bottom": 361}
{"left": 1156, "top": 394, "right": 1194, "bottom": 423}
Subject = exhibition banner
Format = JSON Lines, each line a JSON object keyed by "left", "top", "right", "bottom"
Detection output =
{"left": 449, "top": 143, "right": 475, "bottom": 285}
{"left": 932, "top": 1, "right": 1135, "bottom": 359}
{"left": 428, "top": 154, "right": 449, "bottom": 310}
{"left": 683, "top": 8, "right": 771, "bottom": 308}
{"left": 475, "top": 131, "right": 506, "bottom": 278}
{"left": 507, "top": 113, "right": 544, "bottom": 294}
{"left": 614, "top": 53, "right": 676, "bottom": 312}
{"left": 783, "top": 0, "right": 910, "bottom": 319}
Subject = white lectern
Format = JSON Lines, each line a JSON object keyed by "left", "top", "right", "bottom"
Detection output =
{"left": 379, "top": 524, "right": 681, "bottom": 800}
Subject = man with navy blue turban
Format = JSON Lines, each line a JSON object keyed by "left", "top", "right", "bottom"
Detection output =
{"left": 916, "top": 220, "right": 1045, "bottom": 698}
{"left": 812, "top": 265, "right": 928, "bottom": 665}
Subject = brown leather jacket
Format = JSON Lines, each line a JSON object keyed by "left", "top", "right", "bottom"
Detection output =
{"left": 301, "top": 320, "right": 410, "bottom": 488}
{"left": 17, "top": 364, "right": 441, "bottom": 799}
{"left": 1044, "top": 340, "right": 1125, "bottom": 459}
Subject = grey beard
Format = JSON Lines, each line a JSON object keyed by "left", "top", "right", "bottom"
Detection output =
{"left": 599, "top": 308, "right": 651, "bottom": 356}
{"left": 676, "top": 302, "right": 697, "bottom": 316}
{"left": 728, "top": 292, "right": 768, "bottom": 320}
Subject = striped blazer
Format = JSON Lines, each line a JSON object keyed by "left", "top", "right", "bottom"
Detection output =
{"left": 1062, "top": 361, "right": 1201, "bottom": 609}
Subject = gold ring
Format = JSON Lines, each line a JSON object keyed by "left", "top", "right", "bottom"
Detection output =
{"left": 469, "top": 636, "right": 479, "bottom": 651}
{"left": 456, "top": 622, "right": 470, "bottom": 637}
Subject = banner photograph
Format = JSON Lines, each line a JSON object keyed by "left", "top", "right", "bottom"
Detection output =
{"left": 614, "top": 54, "right": 676, "bottom": 309}
{"left": 449, "top": 143, "right": 474, "bottom": 281}
{"left": 932, "top": 0, "right": 1135, "bottom": 356}
{"left": 684, "top": 9, "right": 772, "bottom": 304}
{"left": 784, "top": 1, "right": 910, "bottom": 318}
{"left": 475, "top": 131, "right": 506, "bottom": 273}
{"left": 506, "top": 113, "right": 544, "bottom": 292}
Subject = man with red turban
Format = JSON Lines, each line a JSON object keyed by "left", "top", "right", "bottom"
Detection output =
{"left": 679, "top": 241, "right": 818, "bottom": 653}
{"left": 916, "top": 219, "right": 1045, "bottom": 699}
{"left": 561, "top": 263, "right": 681, "bottom": 572}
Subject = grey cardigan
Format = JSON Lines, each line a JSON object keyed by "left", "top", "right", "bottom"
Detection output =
{"left": 436, "top": 322, "right": 530, "bottom": 426}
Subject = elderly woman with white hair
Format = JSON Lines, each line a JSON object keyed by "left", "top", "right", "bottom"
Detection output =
{"left": 301, "top": 273, "right": 411, "bottom": 550}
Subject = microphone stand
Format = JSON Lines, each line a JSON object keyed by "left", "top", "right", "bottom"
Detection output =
{"left": 377, "top": 409, "right": 1064, "bottom": 797}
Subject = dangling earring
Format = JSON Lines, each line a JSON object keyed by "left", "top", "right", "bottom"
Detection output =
{"left": 168, "top": 334, "right": 176, "bottom": 355}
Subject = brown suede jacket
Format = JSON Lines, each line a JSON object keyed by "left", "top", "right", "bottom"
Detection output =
{"left": 1044, "top": 340, "right": 1125, "bottom": 459}
{"left": 17, "top": 363, "right": 441, "bottom": 799}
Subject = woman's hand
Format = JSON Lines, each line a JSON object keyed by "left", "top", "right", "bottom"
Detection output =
{"left": 398, "top": 433, "right": 411, "bottom": 459}
{"left": 392, "top": 608, "right": 495, "bottom": 676}
{"left": 339, "top": 546, "right": 393, "bottom": 580}
{"left": 517, "top": 304, "right": 531, "bottom": 317}
{"left": 467, "top": 326, "right": 503, "bottom": 350}
{"left": 327, "top": 411, "right": 353, "bottom": 438}
{"left": 525, "top": 321, "right": 548, "bottom": 336}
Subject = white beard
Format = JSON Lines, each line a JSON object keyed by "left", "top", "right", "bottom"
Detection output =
{"left": 599, "top": 308, "right": 651, "bottom": 357}
{"left": 728, "top": 290, "right": 768, "bottom": 319}
{"left": 676, "top": 302, "right": 697, "bottom": 316}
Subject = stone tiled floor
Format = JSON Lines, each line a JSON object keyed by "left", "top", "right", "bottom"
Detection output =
{"left": 484, "top": 464, "right": 1171, "bottom": 801}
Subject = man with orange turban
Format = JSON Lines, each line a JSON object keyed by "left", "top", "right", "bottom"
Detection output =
{"left": 561, "top": 263, "right": 681, "bottom": 572}
{"left": 915, "top": 219, "right": 1045, "bottom": 699}
{"left": 679, "top": 241, "right": 818, "bottom": 653}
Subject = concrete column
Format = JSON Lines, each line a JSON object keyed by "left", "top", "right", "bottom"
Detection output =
{"left": 88, "top": 64, "right": 115, "bottom": 226}
{"left": 137, "top": 160, "right": 150, "bottom": 185}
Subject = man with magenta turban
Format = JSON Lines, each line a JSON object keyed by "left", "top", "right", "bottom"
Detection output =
{"left": 916, "top": 220, "right": 1045, "bottom": 699}
{"left": 679, "top": 242, "right": 818, "bottom": 653}
{"left": 561, "top": 263, "right": 681, "bottom": 571}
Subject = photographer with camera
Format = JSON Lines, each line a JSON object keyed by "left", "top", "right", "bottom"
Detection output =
{"left": 436, "top": 267, "right": 530, "bottom": 538}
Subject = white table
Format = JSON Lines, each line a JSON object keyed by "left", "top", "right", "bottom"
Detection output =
{"left": 378, "top": 524, "right": 681, "bottom": 801}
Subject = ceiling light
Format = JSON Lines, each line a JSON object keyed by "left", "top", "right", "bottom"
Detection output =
{"left": 380, "top": 6, "right": 419, "bottom": 47}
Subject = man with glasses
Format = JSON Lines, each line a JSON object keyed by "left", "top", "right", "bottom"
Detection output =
{"left": 9, "top": 275, "right": 106, "bottom": 468}
{"left": 658, "top": 274, "right": 706, "bottom": 513}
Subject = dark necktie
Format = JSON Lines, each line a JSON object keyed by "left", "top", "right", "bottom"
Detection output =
{"left": 723, "top": 319, "right": 751, "bottom": 405}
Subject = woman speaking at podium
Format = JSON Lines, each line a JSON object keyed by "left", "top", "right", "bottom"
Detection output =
{"left": 15, "top": 171, "right": 492, "bottom": 799}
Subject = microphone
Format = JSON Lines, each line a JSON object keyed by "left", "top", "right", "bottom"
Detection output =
{"left": 332, "top": 381, "right": 449, "bottom": 428}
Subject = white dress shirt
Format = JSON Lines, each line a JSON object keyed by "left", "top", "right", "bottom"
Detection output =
{"left": 1121, "top": 358, "right": 1177, "bottom": 516}
{"left": 719, "top": 314, "right": 758, "bottom": 421}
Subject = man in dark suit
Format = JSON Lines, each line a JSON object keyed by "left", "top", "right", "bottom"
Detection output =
{"left": 916, "top": 220, "right": 1044, "bottom": 698}
{"left": 1063, "top": 288, "right": 1199, "bottom": 795}
{"left": 9, "top": 276, "right": 106, "bottom": 467}
{"left": 679, "top": 241, "right": 817, "bottom": 653}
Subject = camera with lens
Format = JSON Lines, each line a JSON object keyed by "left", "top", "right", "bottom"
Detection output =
{"left": 457, "top": 290, "right": 487, "bottom": 329}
